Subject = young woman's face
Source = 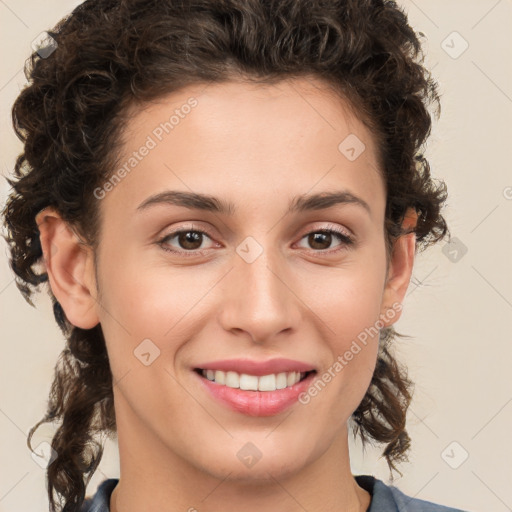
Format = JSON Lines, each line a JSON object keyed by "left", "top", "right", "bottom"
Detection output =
{"left": 89, "top": 77, "right": 407, "bottom": 481}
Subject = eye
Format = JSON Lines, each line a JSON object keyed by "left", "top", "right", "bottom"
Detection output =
{"left": 158, "top": 226, "right": 217, "bottom": 257}
{"left": 157, "top": 223, "right": 355, "bottom": 258}
{"left": 296, "top": 225, "right": 355, "bottom": 253}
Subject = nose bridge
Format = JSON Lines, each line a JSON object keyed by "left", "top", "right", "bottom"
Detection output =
{"left": 219, "top": 239, "right": 299, "bottom": 341}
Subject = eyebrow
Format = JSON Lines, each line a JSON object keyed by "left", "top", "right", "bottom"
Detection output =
{"left": 136, "top": 189, "right": 371, "bottom": 216}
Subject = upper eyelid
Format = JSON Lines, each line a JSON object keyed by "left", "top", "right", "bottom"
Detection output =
{"left": 158, "top": 223, "right": 355, "bottom": 249}
{"left": 159, "top": 222, "right": 353, "bottom": 239}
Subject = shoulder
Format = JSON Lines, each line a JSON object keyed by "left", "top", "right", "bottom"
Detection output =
{"left": 355, "top": 475, "right": 470, "bottom": 512}
{"left": 81, "top": 478, "right": 119, "bottom": 512}
{"left": 383, "top": 481, "right": 469, "bottom": 512}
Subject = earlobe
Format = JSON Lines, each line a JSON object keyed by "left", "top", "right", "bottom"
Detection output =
{"left": 35, "top": 207, "right": 100, "bottom": 329}
{"left": 380, "top": 209, "right": 417, "bottom": 327}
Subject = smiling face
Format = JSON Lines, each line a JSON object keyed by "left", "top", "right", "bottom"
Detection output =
{"left": 37, "top": 76, "right": 414, "bottom": 492}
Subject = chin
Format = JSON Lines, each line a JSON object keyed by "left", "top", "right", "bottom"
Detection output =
{"left": 206, "top": 459, "right": 305, "bottom": 484}
{"left": 189, "top": 441, "right": 312, "bottom": 484}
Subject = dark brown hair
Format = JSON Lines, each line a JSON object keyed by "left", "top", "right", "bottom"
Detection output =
{"left": 2, "top": 0, "right": 448, "bottom": 510}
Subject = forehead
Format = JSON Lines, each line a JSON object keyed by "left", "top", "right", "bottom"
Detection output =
{"left": 103, "top": 77, "right": 384, "bottom": 221}
{"left": 122, "top": 76, "right": 378, "bottom": 157}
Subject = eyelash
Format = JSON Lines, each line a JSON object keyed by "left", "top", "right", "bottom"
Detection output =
{"left": 157, "top": 223, "right": 355, "bottom": 258}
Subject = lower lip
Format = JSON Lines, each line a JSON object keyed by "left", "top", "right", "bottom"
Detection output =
{"left": 194, "top": 370, "right": 317, "bottom": 417}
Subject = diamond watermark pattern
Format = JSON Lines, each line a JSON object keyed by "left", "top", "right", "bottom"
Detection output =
{"left": 134, "top": 338, "right": 161, "bottom": 366}
{"left": 236, "top": 236, "right": 264, "bottom": 264}
{"left": 31, "top": 31, "right": 58, "bottom": 59}
{"left": 338, "top": 133, "right": 366, "bottom": 161}
{"left": 441, "top": 441, "right": 469, "bottom": 469}
{"left": 237, "top": 442, "right": 263, "bottom": 468}
{"left": 442, "top": 237, "right": 468, "bottom": 263}
{"left": 31, "top": 441, "right": 58, "bottom": 469}
{"left": 441, "top": 31, "right": 469, "bottom": 59}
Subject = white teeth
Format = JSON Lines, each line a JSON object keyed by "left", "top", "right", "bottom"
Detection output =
{"left": 258, "top": 374, "right": 276, "bottom": 391}
{"left": 200, "top": 369, "right": 307, "bottom": 391}
{"left": 225, "top": 371, "right": 239, "bottom": 388}
{"left": 214, "top": 370, "right": 225, "bottom": 385}
{"left": 239, "top": 374, "right": 259, "bottom": 391}
{"left": 287, "top": 372, "right": 298, "bottom": 387}
{"left": 276, "top": 372, "right": 288, "bottom": 389}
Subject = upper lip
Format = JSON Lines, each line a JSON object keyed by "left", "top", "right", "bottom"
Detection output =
{"left": 194, "top": 358, "right": 316, "bottom": 376}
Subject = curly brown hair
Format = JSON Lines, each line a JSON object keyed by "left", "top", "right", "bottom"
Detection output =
{"left": 2, "top": 0, "right": 448, "bottom": 510}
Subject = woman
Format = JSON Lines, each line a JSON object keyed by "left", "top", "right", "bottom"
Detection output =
{"left": 2, "top": 0, "right": 467, "bottom": 511}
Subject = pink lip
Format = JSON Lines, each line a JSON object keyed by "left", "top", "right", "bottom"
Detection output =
{"left": 194, "top": 358, "right": 316, "bottom": 376}
{"left": 194, "top": 370, "right": 317, "bottom": 417}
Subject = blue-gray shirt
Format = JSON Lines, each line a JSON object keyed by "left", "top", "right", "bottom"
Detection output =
{"left": 81, "top": 475, "right": 469, "bottom": 511}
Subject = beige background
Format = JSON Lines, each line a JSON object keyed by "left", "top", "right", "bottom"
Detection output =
{"left": 1, "top": 1, "right": 511, "bottom": 511}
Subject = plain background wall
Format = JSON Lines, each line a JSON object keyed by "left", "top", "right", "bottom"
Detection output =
{"left": 1, "top": 1, "right": 511, "bottom": 511}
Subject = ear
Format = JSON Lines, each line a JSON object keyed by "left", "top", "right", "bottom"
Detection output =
{"left": 35, "top": 207, "right": 100, "bottom": 329}
{"left": 379, "top": 208, "right": 417, "bottom": 327}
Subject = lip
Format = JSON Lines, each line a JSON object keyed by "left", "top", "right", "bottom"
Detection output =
{"left": 194, "top": 358, "right": 316, "bottom": 376}
{"left": 194, "top": 369, "right": 317, "bottom": 417}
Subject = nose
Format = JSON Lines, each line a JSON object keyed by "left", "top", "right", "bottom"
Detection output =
{"left": 217, "top": 244, "right": 302, "bottom": 344}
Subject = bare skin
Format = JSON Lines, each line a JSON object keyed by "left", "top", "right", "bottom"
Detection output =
{"left": 36, "top": 77, "right": 415, "bottom": 512}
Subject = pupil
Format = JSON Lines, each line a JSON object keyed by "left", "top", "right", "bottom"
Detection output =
{"left": 310, "top": 232, "right": 330, "bottom": 250}
{"left": 180, "top": 231, "right": 201, "bottom": 249}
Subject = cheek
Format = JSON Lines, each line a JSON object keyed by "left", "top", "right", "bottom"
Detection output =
{"left": 293, "top": 257, "right": 386, "bottom": 416}
{"left": 96, "top": 249, "right": 212, "bottom": 370}
{"left": 300, "top": 253, "right": 387, "bottom": 341}
{"left": 323, "top": 281, "right": 382, "bottom": 378}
